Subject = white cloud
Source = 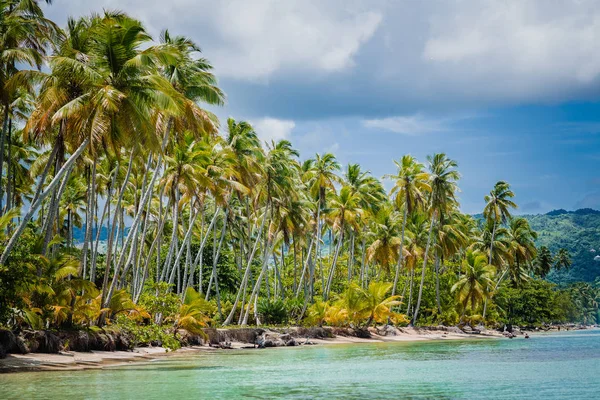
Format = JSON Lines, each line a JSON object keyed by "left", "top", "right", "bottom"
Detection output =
{"left": 209, "top": 1, "right": 382, "bottom": 80}
{"left": 362, "top": 113, "right": 469, "bottom": 135}
{"left": 45, "top": 0, "right": 382, "bottom": 81}
{"left": 253, "top": 117, "right": 296, "bottom": 144}
{"left": 44, "top": 0, "right": 600, "bottom": 111}
{"left": 421, "top": 0, "right": 600, "bottom": 100}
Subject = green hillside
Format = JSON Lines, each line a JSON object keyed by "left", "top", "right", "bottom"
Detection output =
{"left": 523, "top": 209, "right": 600, "bottom": 284}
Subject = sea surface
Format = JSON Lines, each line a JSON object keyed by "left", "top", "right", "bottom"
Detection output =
{"left": 1, "top": 329, "right": 599, "bottom": 399}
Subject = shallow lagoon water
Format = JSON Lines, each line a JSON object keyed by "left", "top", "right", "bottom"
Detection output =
{"left": 2, "top": 329, "right": 599, "bottom": 399}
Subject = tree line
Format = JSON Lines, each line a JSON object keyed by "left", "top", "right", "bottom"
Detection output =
{"left": 0, "top": 2, "right": 595, "bottom": 338}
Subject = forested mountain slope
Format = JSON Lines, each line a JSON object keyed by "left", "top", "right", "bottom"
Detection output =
{"left": 523, "top": 209, "right": 600, "bottom": 284}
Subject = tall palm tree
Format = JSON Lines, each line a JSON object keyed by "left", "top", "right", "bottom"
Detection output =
{"left": 0, "top": 0, "right": 60, "bottom": 214}
{"left": 386, "top": 155, "right": 430, "bottom": 296}
{"left": 534, "top": 246, "right": 553, "bottom": 278}
{"left": 323, "top": 185, "right": 362, "bottom": 299}
{"left": 505, "top": 217, "right": 537, "bottom": 288}
{"left": 412, "top": 153, "right": 459, "bottom": 324}
{"left": 302, "top": 153, "right": 341, "bottom": 300}
{"left": 483, "top": 181, "right": 517, "bottom": 266}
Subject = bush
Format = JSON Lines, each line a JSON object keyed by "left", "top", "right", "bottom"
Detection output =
{"left": 257, "top": 298, "right": 288, "bottom": 325}
{"left": 115, "top": 315, "right": 180, "bottom": 351}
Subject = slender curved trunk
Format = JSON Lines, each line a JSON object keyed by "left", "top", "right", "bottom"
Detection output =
{"left": 435, "top": 253, "right": 441, "bottom": 314}
{"left": 295, "top": 236, "right": 314, "bottom": 298}
{"left": 204, "top": 214, "right": 227, "bottom": 318}
{"left": 324, "top": 227, "right": 343, "bottom": 300}
{"left": 359, "top": 237, "right": 367, "bottom": 288}
{"left": 223, "top": 206, "right": 268, "bottom": 326}
{"left": 348, "top": 229, "right": 355, "bottom": 283}
{"left": 482, "top": 220, "right": 497, "bottom": 320}
{"left": 0, "top": 107, "right": 8, "bottom": 214}
{"left": 1, "top": 137, "right": 90, "bottom": 265}
{"left": 392, "top": 206, "right": 408, "bottom": 296}
{"left": 412, "top": 210, "right": 437, "bottom": 325}
{"left": 82, "top": 160, "right": 96, "bottom": 278}
{"left": 406, "top": 268, "right": 414, "bottom": 316}
{"left": 101, "top": 151, "right": 135, "bottom": 307}
{"left": 242, "top": 237, "right": 274, "bottom": 326}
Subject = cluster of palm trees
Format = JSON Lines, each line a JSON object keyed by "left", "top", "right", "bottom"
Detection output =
{"left": 0, "top": 2, "right": 569, "bottom": 331}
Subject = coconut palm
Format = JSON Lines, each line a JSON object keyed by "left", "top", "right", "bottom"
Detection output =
{"left": 412, "top": 153, "right": 459, "bottom": 324}
{"left": 386, "top": 155, "right": 430, "bottom": 296}
{"left": 483, "top": 181, "right": 517, "bottom": 266}
{"left": 323, "top": 185, "right": 363, "bottom": 299}
{"left": 506, "top": 217, "right": 537, "bottom": 287}
{"left": 451, "top": 249, "right": 495, "bottom": 316}
{"left": 535, "top": 246, "right": 553, "bottom": 278}
{"left": 554, "top": 248, "right": 572, "bottom": 271}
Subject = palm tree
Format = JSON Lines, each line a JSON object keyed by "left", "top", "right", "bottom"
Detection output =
{"left": 302, "top": 153, "right": 341, "bottom": 300}
{"left": 386, "top": 155, "right": 430, "bottom": 296}
{"left": 554, "top": 248, "right": 572, "bottom": 271}
{"left": 0, "top": 0, "right": 60, "bottom": 214}
{"left": 323, "top": 185, "right": 362, "bottom": 299}
{"left": 366, "top": 205, "right": 401, "bottom": 277}
{"left": 412, "top": 153, "right": 459, "bottom": 325}
{"left": 451, "top": 249, "right": 495, "bottom": 316}
{"left": 506, "top": 217, "right": 537, "bottom": 287}
{"left": 535, "top": 246, "right": 553, "bottom": 278}
{"left": 483, "top": 181, "right": 517, "bottom": 266}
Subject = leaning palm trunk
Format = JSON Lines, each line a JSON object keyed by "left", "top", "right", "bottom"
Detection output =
{"left": 392, "top": 206, "right": 408, "bottom": 296}
{"left": 324, "top": 229, "right": 343, "bottom": 300}
{"left": 482, "top": 220, "right": 498, "bottom": 320}
{"left": 159, "top": 189, "right": 180, "bottom": 282}
{"left": 348, "top": 229, "right": 355, "bottom": 283}
{"left": 168, "top": 207, "right": 200, "bottom": 286}
{"left": 295, "top": 236, "right": 315, "bottom": 298}
{"left": 406, "top": 268, "right": 415, "bottom": 316}
{"left": 435, "top": 253, "right": 441, "bottom": 314}
{"left": 412, "top": 211, "right": 437, "bottom": 325}
{"left": 222, "top": 207, "right": 268, "bottom": 326}
{"left": 81, "top": 160, "right": 96, "bottom": 279}
{"left": 1, "top": 138, "right": 90, "bottom": 265}
{"left": 185, "top": 207, "right": 220, "bottom": 292}
{"left": 44, "top": 164, "right": 74, "bottom": 259}
{"left": 204, "top": 215, "right": 227, "bottom": 318}
{"left": 242, "top": 238, "right": 275, "bottom": 326}
{"left": 359, "top": 237, "right": 367, "bottom": 288}
{"left": 101, "top": 151, "right": 135, "bottom": 307}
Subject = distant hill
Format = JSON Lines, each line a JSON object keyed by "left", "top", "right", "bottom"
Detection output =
{"left": 523, "top": 208, "right": 600, "bottom": 284}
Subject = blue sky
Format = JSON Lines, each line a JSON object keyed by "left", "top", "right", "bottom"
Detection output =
{"left": 44, "top": 0, "right": 600, "bottom": 214}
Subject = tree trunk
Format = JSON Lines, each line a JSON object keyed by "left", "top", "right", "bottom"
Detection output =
{"left": 1, "top": 138, "right": 90, "bottom": 265}
{"left": 412, "top": 210, "right": 437, "bottom": 325}
{"left": 222, "top": 206, "right": 268, "bottom": 326}
{"left": 435, "top": 253, "right": 441, "bottom": 314}
{"left": 101, "top": 151, "right": 135, "bottom": 308}
{"left": 324, "top": 227, "right": 343, "bottom": 300}
{"left": 392, "top": 206, "right": 408, "bottom": 296}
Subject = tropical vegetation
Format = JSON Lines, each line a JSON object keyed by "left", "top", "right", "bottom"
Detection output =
{"left": 0, "top": 3, "right": 597, "bottom": 346}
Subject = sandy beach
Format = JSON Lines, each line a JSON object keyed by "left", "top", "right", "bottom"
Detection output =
{"left": 0, "top": 326, "right": 505, "bottom": 373}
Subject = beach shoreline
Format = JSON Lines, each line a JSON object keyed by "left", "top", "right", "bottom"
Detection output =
{"left": 0, "top": 325, "right": 507, "bottom": 373}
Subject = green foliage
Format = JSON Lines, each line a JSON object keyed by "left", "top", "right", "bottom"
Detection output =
{"left": 495, "top": 280, "right": 575, "bottom": 326}
{"left": 524, "top": 209, "right": 600, "bottom": 283}
{"left": 115, "top": 315, "right": 181, "bottom": 351}
{"left": 139, "top": 282, "right": 180, "bottom": 321}
{"left": 257, "top": 298, "right": 288, "bottom": 325}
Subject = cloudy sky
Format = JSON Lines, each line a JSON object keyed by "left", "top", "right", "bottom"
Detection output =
{"left": 44, "top": 0, "right": 600, "bottom": 214}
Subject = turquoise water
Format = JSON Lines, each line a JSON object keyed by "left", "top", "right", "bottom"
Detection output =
{"left": 2, "top": 330, "right": 599, "bottom": 399}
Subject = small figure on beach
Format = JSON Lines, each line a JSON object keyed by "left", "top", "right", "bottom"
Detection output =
{"left": 524, "top": 333, "right": 530, "bottom": 339}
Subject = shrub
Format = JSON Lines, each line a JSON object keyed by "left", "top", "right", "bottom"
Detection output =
{"left": 257, "top": 298, "right": 288, "bottom": 325}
